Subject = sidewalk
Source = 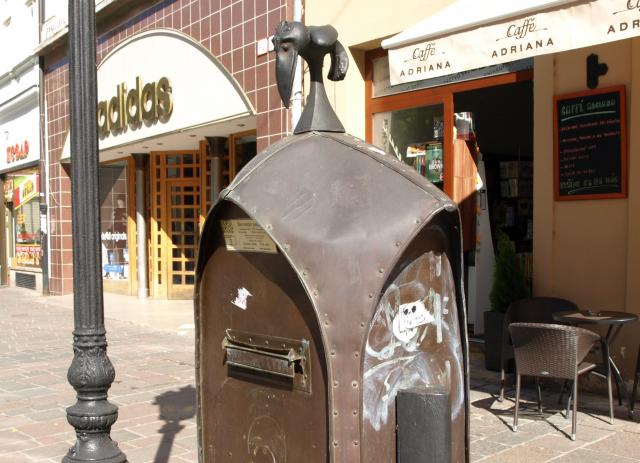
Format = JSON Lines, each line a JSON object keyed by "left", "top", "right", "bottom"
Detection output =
{"left": 1, "top": 287, "right": 639, "bottom": 462}
{"left": 0, "top": 287, "right": 198, "bottom": 463}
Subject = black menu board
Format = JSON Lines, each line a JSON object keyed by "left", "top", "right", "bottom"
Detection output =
{"left": 554, "top": 86, "right": 627, "bottom": 200}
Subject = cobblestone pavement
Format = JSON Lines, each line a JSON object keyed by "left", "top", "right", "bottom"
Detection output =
{"left": 0, "top": 288, "right": 197, "bottom": 463}
{"left": 1, "top": 287, "right": 639, "bottom": 462}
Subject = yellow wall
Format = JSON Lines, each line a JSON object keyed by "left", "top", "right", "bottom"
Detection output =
{"left": 533, "top": 40, "right": 640, "bottom": 375}
{"left": 305, "top": 0, "right": 452, "bottom": 137}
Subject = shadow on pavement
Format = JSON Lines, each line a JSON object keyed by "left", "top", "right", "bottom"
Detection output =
{"left": 471, "top": 389, "right": 583, "bottom": 439}
{"left": 152, "top": 385, "right": 197, "bottom": 463}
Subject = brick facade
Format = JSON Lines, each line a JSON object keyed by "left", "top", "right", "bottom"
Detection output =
{"left": 44, "top": 0, "right": 292, "bottom": 294}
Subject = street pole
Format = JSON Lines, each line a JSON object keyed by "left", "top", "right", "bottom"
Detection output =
{"left": 64, "top": 1, "right": 126, "bottom": 461}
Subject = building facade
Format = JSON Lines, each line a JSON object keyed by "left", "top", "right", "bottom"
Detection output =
{"left": 39, "top": 0, "right": 291, "bottom": 297}
{"left": 0, "top": 0, "right": 44, "bottom": 292}
{"left": 306, "top": 0, "right": 640, "bottom": 379}
{"left": 36, "top": 0, "right": 640, "bottom": 378}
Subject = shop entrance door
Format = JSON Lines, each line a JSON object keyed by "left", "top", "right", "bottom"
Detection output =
{"left": 166, "top": 180, "right": 200, "bottom": 299}
{"left": 150, "top": 150, "right": 202, "bottom": 299}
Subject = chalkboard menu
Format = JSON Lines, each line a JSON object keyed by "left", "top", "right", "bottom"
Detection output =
{"left": 554, "top": 86, "right": 627, "bottom": 200}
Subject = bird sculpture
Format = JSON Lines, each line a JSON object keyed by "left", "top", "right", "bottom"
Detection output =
{"left": 272, "top": 21, "right": 349, "bottom": 134}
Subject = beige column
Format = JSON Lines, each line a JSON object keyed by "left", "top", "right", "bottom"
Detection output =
{"left": 532, "top": 54, "right": 555, "bottom": 296}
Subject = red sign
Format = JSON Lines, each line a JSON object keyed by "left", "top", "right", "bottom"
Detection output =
{"left": 6, "top": 140, "right": 29, "bottom": 164}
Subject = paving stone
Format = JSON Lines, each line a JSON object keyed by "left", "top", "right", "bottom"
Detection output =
{"left": 15, "top": 420, "right": 68, "bottom": 439}
{"left": 114, "top": 401, "right": 159, "bottom": 421}
{"left": 469, "top": 438, "right": 510, "bottom": 457}
{"left": 550, "top": 448, "right": 640, "bottom": 462}
{"left": 0, "top": 415, "right": 35, "bottom": 430}
{"left": 171, "top": 454, "right": 199, "bottom": 463}
{"left": 0, "top": 438, "right": 39, "bottom": 455}
{"left": 27, "top": 376, "right": 61, "bottom": 387}
{"left": 110, "top": 428, "right": 144, "bottom": 444}
{"left": 485, "top": 427, "right": 542, "bottom": 447}
{"left": 34, "top": 431, "right": 75, "bottom": 446}
{"left": 584, "top": 430, "right": 640, "bottom": 460}
{"left": 26, "top": 409, "right": 65, "bottom": 423}
{"left": 21, "top": 441, "right": 70, "bottom": 460}
{"left": 528, "top": 433, "right": 589, "bottom": 452}
{"left": 558, "top": 423, "right": 616, "bottom": 442}
{"left": 175, "top": 434, "right": 199, "bottom": 452}
{"left": 0, "top": 452, "right": 36, "bottom": 462}
{"left": 121, "top": 443, "right": 173, "bottom": 463}
{"left": 479, "top": 443, "right": 561, "bottom": 462}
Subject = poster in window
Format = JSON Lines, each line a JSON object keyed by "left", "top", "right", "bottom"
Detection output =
{"left": 100, "top": 165, "right": 129, "bottom": 280}
{"left": 12, "top": 174, "right": 41, "bottom": 268}
{"left": 554, "top": 86, "right": 627, "bottom": 200}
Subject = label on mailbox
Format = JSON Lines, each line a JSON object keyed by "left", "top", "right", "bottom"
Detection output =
{"left": 220, "top": 219, "right": 278, "bottom": 254}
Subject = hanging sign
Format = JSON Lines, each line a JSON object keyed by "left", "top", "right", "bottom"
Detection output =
{"left": 386, "top": 0, "right": 640, "bottom": 85}
{"left": 554, "top": 85, "right": 626, "bottom": 200}
{"left": 13, "top": 174, "right": 39, "bottom": 209}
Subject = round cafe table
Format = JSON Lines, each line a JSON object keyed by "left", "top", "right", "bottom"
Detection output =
{"left": 552, "top": 310, "right": 638, "bottom": 418}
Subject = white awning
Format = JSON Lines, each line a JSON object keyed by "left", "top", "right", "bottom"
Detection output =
{"left": 383, "top": 0, "right": 638, "bottom": 85}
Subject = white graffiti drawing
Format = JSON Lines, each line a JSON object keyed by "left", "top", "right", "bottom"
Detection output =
{"left": 362, "top": 251, "right": 465, "bottom": 463}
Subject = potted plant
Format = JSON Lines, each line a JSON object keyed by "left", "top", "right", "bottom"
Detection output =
{"left": 484, "top": 230, "right": 529, "bottom": 371}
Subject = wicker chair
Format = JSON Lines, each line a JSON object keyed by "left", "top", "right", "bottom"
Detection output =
{"left": 631, "top": 344, "right": 640, "bottom": 417}
{"left": 509, "top": 322, "right": 611, "bottom": 440}
{"left": 499, "top": 297, "right": 579, "bottom": 401}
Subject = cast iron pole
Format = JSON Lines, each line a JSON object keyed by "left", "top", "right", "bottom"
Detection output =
{"left": 64, "top": 1, "right": 126, "bottom": 461}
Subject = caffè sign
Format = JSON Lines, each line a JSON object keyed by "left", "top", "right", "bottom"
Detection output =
{"left": 97, "top": 76, "right": 173, "bottom": 138}
{"left": 385, "top": 0, "right": 640, "bottom": 85}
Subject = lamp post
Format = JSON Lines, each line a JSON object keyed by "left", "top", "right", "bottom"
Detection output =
{"left": 64, "top": 1, "right": 126, "bottom": 461}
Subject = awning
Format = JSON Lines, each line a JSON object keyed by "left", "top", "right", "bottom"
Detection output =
{"left": 383, "top": 0, "right": 639, "bottom": 85}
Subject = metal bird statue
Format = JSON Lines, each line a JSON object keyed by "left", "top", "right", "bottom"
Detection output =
{"left": 272, "top": 21, "right": 349, "bottom": 134}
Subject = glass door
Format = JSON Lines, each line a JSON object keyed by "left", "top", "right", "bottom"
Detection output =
{"left": 150, "top": 150, "right": 201, "bottom": 299}
{"left": 166, "top": 181, "right": 200, "bottom": 299}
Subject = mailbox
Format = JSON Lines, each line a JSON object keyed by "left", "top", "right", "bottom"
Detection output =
{"left": 195, "top": 22, "right": 469, "bottom": 463}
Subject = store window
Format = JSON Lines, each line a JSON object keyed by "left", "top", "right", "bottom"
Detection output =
{"left": 10, "top": 170, "right": 40, "bottom": 268}
{"left": 99, "top": 163, "right": 129, "bottom": 282}
{"left": 372, "top": 105, "right": 445, "bottom": 190}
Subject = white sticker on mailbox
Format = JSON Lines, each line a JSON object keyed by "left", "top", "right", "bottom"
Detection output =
{"left": 220, "top": 219, "right": 277, "bottom": 254}
{"left": 231, "top": 287, "right": 252, "bottom": 310}
{"left": 392, "top": 300, "right": 434, "bottom": 343}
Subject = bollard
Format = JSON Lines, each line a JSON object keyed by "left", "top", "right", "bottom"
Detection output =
{"left": 397, "top": 387, "right": 452, "bottom": 463}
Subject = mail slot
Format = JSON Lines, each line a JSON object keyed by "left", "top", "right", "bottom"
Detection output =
{"left": 223, "top": 329, "right": 311, "bottom": 392}
{"left": 194, "top": 21, "right": 469, "bottom": 462}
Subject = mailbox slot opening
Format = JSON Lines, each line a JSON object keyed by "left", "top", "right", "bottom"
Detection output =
{"left": 223, "top": 329, "right": 311, "bottom": 393}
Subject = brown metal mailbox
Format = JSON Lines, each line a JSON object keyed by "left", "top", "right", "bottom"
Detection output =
{"left": 194, "top": 130, "right": 470, "bottom": 462}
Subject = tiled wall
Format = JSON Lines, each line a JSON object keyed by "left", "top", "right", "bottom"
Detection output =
{"left": 44, "top": 60, "right": 72, "bottom": 295}
{"left": 44, "top": 0, "right": 292, "bottom": 294}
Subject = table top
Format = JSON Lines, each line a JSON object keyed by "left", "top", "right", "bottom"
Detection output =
{"left": 553, "top": 310, "right": 638, "bottom": 325}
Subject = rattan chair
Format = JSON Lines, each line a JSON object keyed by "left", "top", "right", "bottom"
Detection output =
{"left": 509, "top": 322, "right": 612, "bottom": 440}
{"left": 631, "top": 344, "right": 640, "bottom": 417}
{"left": 499, "top": 297, "right": 579, "bottom": 401}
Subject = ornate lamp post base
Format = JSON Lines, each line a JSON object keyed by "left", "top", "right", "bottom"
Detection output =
{"left": 64, "top": 333, "right": 125, "bottom": 463}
